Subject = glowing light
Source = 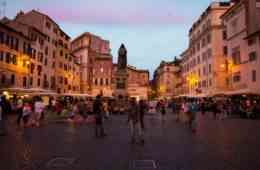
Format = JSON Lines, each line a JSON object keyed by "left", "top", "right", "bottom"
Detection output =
{"left": 3, "top": 91, "right": 8, "bottom": 96}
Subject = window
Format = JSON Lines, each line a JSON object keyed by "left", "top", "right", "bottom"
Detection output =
{"left": 232, "top": 47, "right": 241, "bottom": 65}
{"left": 203, "top": 66, "right": 206, "bottom": 75}
{"left": 100, "top": 78, "right": 103, "bottom": 86}
{"left": 64, "top": 64, "right": 67, "bottom": 71}
{"left": 30, "top": 63, "right": 35, "bottom": 74}
{"left": 53, "top": 51, "right": 56, "bottom": 58}
{"left": 46, "top": 22, "right": 51, "bottom": 29}
{"left": 223, "top": 30, "right": 227, "bottom": 40}
{"left": 5, "top": 52, "right": 10, "bottom": 64}
{"left": 233, "top": 72, "right": 241, "bottom": 82}
{"left": 45, "top": 46, "right": 48, "bottom": 55}
{"left": 64, "top": 78, "right": 68, "bottom": 85}
{"left": 52, "top": 62, "right": 56, "bottom": 68}
{"left": 10, "top": 36, "right": 14, "bottom": 49}
{"left": 37, "top": 78, "right": 41, "bottom": 87}
{"left": 5, "top": 34, "right": 10, "bottom": 46}
{"left": 23, "top": 77, "right": 27, "bottom": 87}
{"left": 106, "top": 78, "right": 109, "bottom": 85}
{"left": 60, "top": 50, "right": 63, "bottom": 56}
{"left": 11, "top": 74, "right": 15, "bottom": 85}
{"left": 30, "top": 77, "right": 33, "bottom": 86}
{"left": 0, "top": 51, "right": 4, "bottom": 61}
{"left": 202, "top": 38, "right": 206, "bottom": 47}
{"left": 207, "top": 49, "right": 212, "bottom": 59}
{"left": 249, "top": 52, "right": 257, "bottom": 61}
{"left": 95, "top": 78, "right": 98, "bottom": 85}
{"left": 44, "top": 58, "right": 48, "bottom": 65}
{"left": 207, "top": 34, "right": 211, "bottom": 44}
{"left": 231, "top": 18, "right": 238, "bottom": 33}
{"left": 59, "top": 62, "right": 63, "bottom": 68}
{"left": 209, "top": 79, "right": 212, "bottom": 86}
{"left": 248, "top": 38, "right": 256, "bottom": 46}
{"left": 252, "top": 70, "right": 256, "bottom": 82}
{"left": 13, "top": 55, "right": 17, "bottom": 65}
{"left": 223, "top": 46, "right": 228, "bottom": 56}
{"left": 59, "top": 77, "right": 63, "bottom": 84}
{"left": 0, "top": 31, "right": 4, "bottom": 43}
{"left": 197, "top": 56, "right": 200, "bottom": 64}
{"left": 208, "top": 64, "right": 212, "bottom": 74}
{"left": 15, "top": 38, "right": 19, "bottom": 51}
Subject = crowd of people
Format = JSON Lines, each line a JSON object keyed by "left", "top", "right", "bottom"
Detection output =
{"left": 1, "top": 93, "right": 260, "bottom": 143}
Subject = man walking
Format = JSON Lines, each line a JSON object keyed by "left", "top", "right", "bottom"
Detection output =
{"left": 0, "top": 96, "right": 10, "bottom": 136}
{"left": 127, "top": 98, "right": 144, "bottom": 144}
{"left": 93, "top": 95, "right": 106, "bottom": 138}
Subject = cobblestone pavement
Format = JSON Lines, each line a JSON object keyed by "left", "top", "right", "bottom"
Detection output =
{"left": 1, "top": 113, "right": 260, "bottom": 170}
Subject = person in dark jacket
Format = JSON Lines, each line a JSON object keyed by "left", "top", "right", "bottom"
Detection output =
{"left": 93, "top": 95, "right": 106, "bottom": 138}
{"left": 0, "top": 95, "right": 10, "bottom": 136}
{"left": 139, "top": 100, "right": 146, "bottom": 131}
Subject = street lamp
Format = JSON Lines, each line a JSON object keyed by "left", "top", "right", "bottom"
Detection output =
{"left": 186, "top": 73, "right": 199, "bottom": 96}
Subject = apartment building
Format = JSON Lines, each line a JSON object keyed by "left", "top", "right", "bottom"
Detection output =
{"left": 4, "top": 10, "right": 80, "bottom": 93}
{"left": 181, "top": 2, "right": 233, "bottom": 96}
{"left": 71, "top": 32, "right": 112, "bottom": 95}
{"left": 222, "top": 0, "right": 260, "bottom": 94}
{"left": 0, "top": 23, "right": 32, "bottom": 89}
{"left": 154, "top": 59, "right": 181, "bottom": 98}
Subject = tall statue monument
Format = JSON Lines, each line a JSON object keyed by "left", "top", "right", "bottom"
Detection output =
{"left": 118, "top": 44, "right": 127, "bottom": 70}
{"left": 115, "top": 44, "right": 128, "bottom": 98}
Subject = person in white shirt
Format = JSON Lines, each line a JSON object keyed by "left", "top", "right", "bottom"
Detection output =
{"left": 33, "top": 97, "right": 45, "bottom": 127}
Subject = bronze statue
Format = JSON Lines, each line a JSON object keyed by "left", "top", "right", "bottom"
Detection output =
{"left": 118, "top": 44, "right": 127, "bottom": 70}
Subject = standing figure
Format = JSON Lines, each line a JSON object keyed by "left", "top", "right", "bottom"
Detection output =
{"left": 158, "top": 100, "right": 166, "bottom": 121}
{"left": 33, "top": 97, "right": 45, "bottom": 127}
{"left": 16, "top": 97, "right": 24, "bottom": 127}
{"left": 127, "top": 98, "right": 142, "bottom": 144}
{"left": 188, "top": 99, "right": 198, "bottom": 132}
{"left": 93, "top": 95, "right": 106, "bottom": 138}
{"left": 22, "top": 101, "right": 32, "bottom": 127}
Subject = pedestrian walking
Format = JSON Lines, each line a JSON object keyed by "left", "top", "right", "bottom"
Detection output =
{"left": 33, "top": 97, "right": 45, "bottom": 127}
{"left": 158, "top": 100, "right": 166, "bottom": 121}
{"left": 0, "top": 95, "right": 11, "bottom": 136}
{"left": 127, "top": 98, "right": 143, "bottom": 144}
{"left": 78, "top": 99, "right": 87, "bottom": 120}
{"left": 102, "top": 99, "right": 109, "bottom": 119}
{"left": 16, "top": 97, "right": 24, "bottom": 127}
{"left": 139, "top": 99, "right": 146, "bottom": 131}
{"left": 187, "top": 99, "right": 198, "bottom": 132}
{"left": 22, "top": 101, "right": 32, "bottom": 127}
{"left": 93, "top": 95, "right": 106, "bottom": 138}
{"left": 0, "top": 96, "right": 7, "bottom": 136}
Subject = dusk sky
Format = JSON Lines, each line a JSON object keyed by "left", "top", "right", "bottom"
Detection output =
{"left": 4, "top": 0, "right": 221, "bottom": 76}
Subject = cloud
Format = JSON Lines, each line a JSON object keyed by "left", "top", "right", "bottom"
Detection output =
{"left": 42, "top": 5, "right": 189, "bottom": 26}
